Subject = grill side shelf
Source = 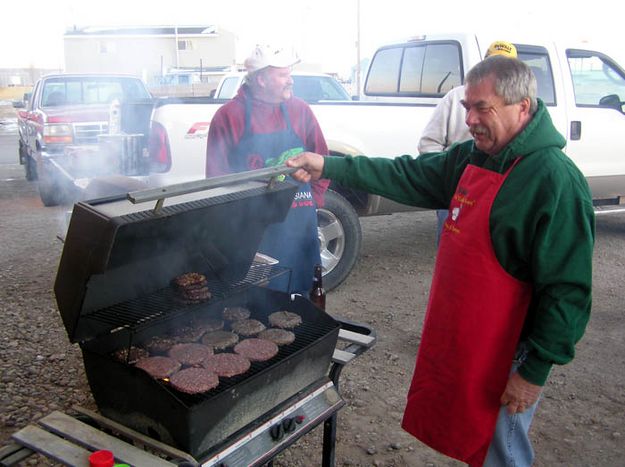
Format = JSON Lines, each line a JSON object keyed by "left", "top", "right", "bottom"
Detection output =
{"left": 11, "top": 411, "right": 179, "bottom": 467}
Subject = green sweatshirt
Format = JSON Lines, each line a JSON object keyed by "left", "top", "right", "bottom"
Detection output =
{"left": 323, "top": 100, "right": 595, "bottom": 386}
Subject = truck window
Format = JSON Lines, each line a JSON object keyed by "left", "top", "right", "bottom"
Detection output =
{"left": 419, "top": 44, "right": 462, "bottom": 95}
{"left": 293, "top": 76, "right": 351, "bottom": 101}
{"left": 42, "top": 84, "right": 67, "bottom": 107}
{"left": 317, "top": 77, "right": 351, "bottom": 100}
{"left": 517, "top": 51, "right": 556, "bottom": 105}
{"left": 42, "top": 77, "right": 150, "bottom": 106}
{"left": 122, "top": 79, "right": 152, "bottom": 100}
{"left": 567, "top": 50, "right": 625, "bottom": 110}
{"left": 365, "top": 42, "right": 462, "bottom": 96}
{"left": 217, "top": 77, "right": 241, "bottom": 99}
{"left": 365, "top": 47, "right": 403, "bottom": 94}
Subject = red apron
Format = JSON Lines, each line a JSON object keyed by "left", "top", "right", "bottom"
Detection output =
{"left": 401, "top": 160, "right": 532, "bottom": 466}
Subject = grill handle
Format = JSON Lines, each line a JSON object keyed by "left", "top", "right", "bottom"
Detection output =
{"left": 127, "top": 164, "right": 298, "bottom": 205}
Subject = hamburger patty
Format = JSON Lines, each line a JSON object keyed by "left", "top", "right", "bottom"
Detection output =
{"left": 143, "top": 335, "right": 177, "bottom": 355}
{"left": 169, "top": 367, "right": 219, "bottom": 394}
{"left": 222, "top": 306, "right": 251, "bottom": 321}
{"left": 172, "top": 272, "right": 207, "bottom": 288}
{"left": 258, "top": 328, "right": 296, "bottom": 346}
{"left": 268, "top": 311, "right": 302, "bottom": 329}
{"left": 202, "top": 353, "right": 251, "bottom": 378}
{"left": 112, "top": 346, "right": 150, "bottom": 364}
{"left": 234, "top": 338, "right": 279, "bottom": 362}
{"left": 172, "top": 272, "right": 212, "bottom": 304}
{"left": 135, "top": 356, "right": 181, "bottom": 379}
{"left": 168, "top": 343, "right": 213, "bottom": 366}
{"left": 231, "top": 319, "right": 266, "bottom": 336}
{"left": 195, "top": 318, "right": 224, "bottom": 332}
{"left": 180, "top": 287, "right": 212, "bottom": 300}
{"left": 171, "top": 325, "right": 207, "bottom": 343}
{"left": 201, "top": 330, "right": 239, "bottom": 350}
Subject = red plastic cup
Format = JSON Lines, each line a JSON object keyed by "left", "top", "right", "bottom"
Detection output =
{"left": 89, "top": 450, "right": 114, "bottom": 467}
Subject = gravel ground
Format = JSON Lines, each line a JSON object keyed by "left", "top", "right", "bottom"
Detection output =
{"left": 1, "top": 112, "right": 624, "bottom": 466}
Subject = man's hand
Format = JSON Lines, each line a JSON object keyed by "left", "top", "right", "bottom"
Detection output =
{"left": 500, "top": 372, "right": 543, "bottom": 414}
{"left": 286, "top": 152, "right": 325, "bottom": 183}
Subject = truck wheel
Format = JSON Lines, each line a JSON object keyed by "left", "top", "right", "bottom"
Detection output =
{"left": 38, "top": 164, "right": 62, "bottom": 207}
{"left": 317, "top": 190, "right": 362, "bottom": 291}
{"left": 24, "top": 155, "right": 38, "bottom": 181}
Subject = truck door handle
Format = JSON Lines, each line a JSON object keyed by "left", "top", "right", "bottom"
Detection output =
{"left": 570, "top": 121, "right": 581, "bottom": 140}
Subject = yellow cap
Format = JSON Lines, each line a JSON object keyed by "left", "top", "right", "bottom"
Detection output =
{"left": 486, "top": 41, "right": 517, "bottom": 58}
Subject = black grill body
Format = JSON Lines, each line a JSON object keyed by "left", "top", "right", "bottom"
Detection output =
{"left": 53, "top": 174, "right": 341, "bottom": 458}
{"left": 81, "top": 288, "right": 339, "bottom": 457}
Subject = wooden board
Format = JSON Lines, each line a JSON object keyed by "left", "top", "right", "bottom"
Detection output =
{"left": 37, "top": 411, "right": 176, "bottom": 467}
{"left": 12, "top": 425, "right": 91, "bottom": 466}
{"left": 338, "top": 329, "right": 375, "bottom": 347}
{"left": 0, "top": 441, "right": 35, "bottom": 466}
{"left": 72, "top": 406, "right": 196, "bottom": 464}
{"left": 332, "top": 348, "right": 356, "bottom": 365}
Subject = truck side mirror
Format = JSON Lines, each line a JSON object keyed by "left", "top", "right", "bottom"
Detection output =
{"left": 598, "top": 94, "right": 623, "bottom": 113}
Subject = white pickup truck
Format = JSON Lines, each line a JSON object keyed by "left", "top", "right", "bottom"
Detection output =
{"left": 142, "top": 32, "right": 625, "bottom": 290}
{"left": 213, "top": 71, "right": 352, "bottom": 102}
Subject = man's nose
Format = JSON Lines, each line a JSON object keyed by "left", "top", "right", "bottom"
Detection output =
{"left": 465, "top": 108, "right": 479, "bottom": 127}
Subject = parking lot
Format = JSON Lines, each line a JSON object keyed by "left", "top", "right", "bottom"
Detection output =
{"left": 1, "top": 121, "right": 625, "bottom": 466}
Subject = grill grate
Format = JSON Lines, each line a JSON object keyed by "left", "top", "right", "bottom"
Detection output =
{"left": 83, "top": 264, "right": 289, "bottom": 332}
{"left": 162, "top": 319, "right": 337, "bottom": 407}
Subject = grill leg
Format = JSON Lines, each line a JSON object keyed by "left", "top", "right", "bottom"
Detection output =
{"left": 322, "top": 361, "right": 346, "bottom": 467}
{"left": 322, "top": 413, "right": 338, "bottom": 467}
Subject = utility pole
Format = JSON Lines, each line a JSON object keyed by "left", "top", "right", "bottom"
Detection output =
{"left": 174, "top": 25, "right": 179, "bottom": 69}
{"left": 355, "top": 0, "right": 361, "bottom": 98}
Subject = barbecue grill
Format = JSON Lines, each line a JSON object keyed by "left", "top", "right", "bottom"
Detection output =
{"left": 53, "top": 166, "right": 375, "bottom": 465}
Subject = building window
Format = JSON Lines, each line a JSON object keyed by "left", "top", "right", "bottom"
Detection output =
{"left": 178, "top": 40, "right": 194, "bottom": 51}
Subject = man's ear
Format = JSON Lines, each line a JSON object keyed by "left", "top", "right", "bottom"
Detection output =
{"left": 255, "top": 71, "right": 267, "bottom": 89}
{"left": 519, "top": 97, "right": 531, "bottom": 116}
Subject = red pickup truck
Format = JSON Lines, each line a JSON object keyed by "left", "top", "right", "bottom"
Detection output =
{"left": 14, "top": 73, "right": 153, "bottom": 206}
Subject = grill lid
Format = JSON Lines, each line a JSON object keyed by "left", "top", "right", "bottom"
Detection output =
{"left": 54, "top": 166, "right": 299, "bottom": 343}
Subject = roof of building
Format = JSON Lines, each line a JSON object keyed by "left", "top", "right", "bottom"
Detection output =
{"left": 64, "top": 25, "right": 218, "bottom": 37}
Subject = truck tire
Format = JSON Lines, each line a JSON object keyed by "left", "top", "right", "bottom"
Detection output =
{"left": 317, "top": 189, "right": 362, "bottom": 291}
{"left": 37, "top": 163, "right": 62, "bottom": 207}
{"left": 19, "top": 143, "right": 37, "bottom": 181}
{"left": 24, "top": 155, "right": 38, "bottom": 181}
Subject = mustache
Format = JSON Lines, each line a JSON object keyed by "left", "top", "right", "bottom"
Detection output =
{"left": 470, "top": 125, "right": 488, "bottom": 137}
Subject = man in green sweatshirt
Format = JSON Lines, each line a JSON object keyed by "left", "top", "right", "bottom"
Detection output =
{"left": 287, "top": 55, "right": 594, "bottom": 467}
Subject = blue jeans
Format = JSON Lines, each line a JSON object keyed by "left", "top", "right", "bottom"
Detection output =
{"left": 483, "top": 344, "right": 540, "bottom": 467}
{"left": 436, "top": 209, "right": 447, "bottom": 247}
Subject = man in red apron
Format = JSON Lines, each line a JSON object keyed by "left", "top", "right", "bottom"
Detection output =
{"left": 206, "top": 45, "right": 330, "bottom": 294}
{"left": 287, "top": 56, "right": 594, "bottom": 466}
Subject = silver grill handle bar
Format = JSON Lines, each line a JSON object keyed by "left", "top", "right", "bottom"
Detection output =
{"left": 127, "top": 164, "right": 298, "bottom": 210}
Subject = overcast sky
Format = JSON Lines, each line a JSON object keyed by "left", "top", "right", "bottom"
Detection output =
{"left": 2, "top": 0, "right": 623, "bottom": 75}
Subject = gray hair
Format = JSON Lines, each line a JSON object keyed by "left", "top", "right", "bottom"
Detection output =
{"left": 243, "top": 68, "right": 268, "bottom": 92}
{"left": 466, "top": 55, "right": 538, "bottom": 114}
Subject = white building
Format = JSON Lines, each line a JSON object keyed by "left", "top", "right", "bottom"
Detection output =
{"left": 63, "top": 25, "right": 237, "bottom": 85}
